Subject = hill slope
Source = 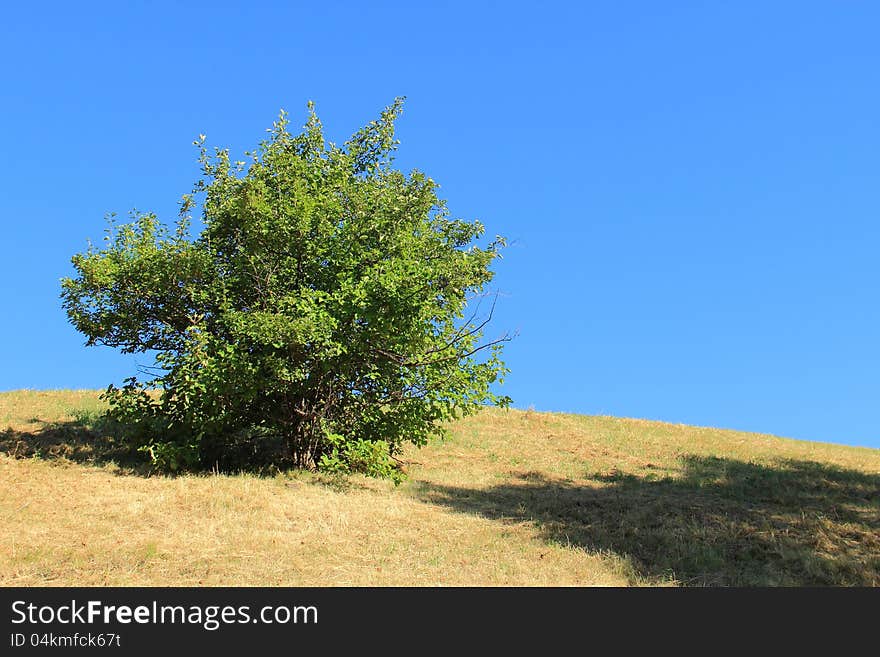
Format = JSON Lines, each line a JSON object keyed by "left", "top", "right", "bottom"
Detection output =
{"left": 1, "top": 390, "right": 877, "bottom": 586}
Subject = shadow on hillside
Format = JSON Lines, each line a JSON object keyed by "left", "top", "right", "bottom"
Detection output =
{"left": 418, "top": 456, "right": 880, "bottom": 586}
{"left": 0, "top": 417, "right": 150, "bottom": 474}
{"left": 0, "top": 418, "right": 309, "bottom": 478}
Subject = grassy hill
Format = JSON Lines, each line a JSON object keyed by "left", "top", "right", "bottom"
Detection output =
{"left": 1, "top": 390, "right": 877, "bottom": 586}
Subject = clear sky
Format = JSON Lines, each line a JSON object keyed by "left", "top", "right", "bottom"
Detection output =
{"left": 1, "top": 2, "right": 878, "bottom": 448}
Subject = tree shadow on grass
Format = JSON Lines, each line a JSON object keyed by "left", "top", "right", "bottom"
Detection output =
{"left": 418, "top": 456, "right": 880, "bottom": 586}
{"left": 0, "top": 416, "right": 151, "bottom": 475}
{"left": 1, "top": 416, "right": 305, "bottom": 478}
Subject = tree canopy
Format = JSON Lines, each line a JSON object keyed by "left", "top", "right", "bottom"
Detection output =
{"left": 61, "top": 98, "right": 510, "bottom": 479}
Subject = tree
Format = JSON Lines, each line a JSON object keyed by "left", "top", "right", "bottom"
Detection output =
{"left": 61, "top": 98, "right": 510, "bottom": 480}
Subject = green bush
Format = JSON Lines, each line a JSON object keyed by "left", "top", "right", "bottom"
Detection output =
{"left": 62, "top": 99, "right": 510, "bottom": 479}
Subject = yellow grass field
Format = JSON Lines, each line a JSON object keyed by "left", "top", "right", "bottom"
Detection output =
{"left": 1, "top": 390, "right": 878, "bottom": 586}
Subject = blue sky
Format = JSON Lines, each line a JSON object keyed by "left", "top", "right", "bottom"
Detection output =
{"left": 1, "top": 2, "right": 878, "bottom": 447}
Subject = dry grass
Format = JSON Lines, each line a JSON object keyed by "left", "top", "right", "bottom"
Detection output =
{"left": 1, "top": 391, "right": 878, "bottom": 586}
